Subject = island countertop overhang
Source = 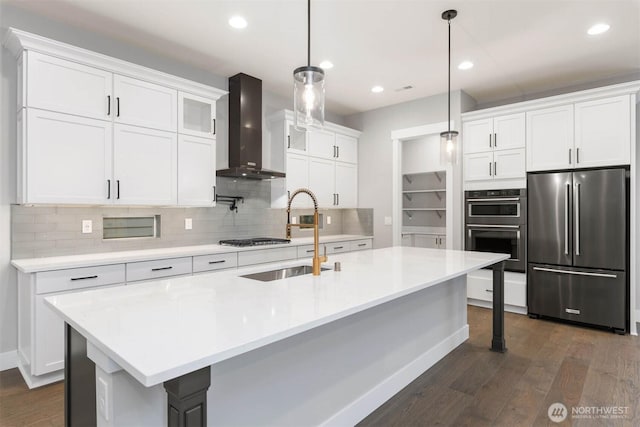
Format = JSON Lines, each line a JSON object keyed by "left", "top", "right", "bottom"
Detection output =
{"left": 45, "top": 247, "right": 508, "bottom": 387}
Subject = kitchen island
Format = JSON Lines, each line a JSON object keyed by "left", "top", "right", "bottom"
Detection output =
{"left": 46, "top": 247, "right": 508, "bottom": 426}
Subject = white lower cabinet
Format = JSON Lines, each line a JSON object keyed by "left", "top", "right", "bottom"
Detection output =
{"left": 467, "top": 270, "right": 526, "bottom": 314}
{"left": 126, "top": 257, "right": 192, "bottom": 282}
{"left": 193, "top": 253, "right": 238, "bottom": 273}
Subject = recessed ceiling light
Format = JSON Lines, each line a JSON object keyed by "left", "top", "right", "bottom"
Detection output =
{"left": 587, "top": 23, "right": 610, "bottom": 35}
{"left": 458, "top": 61, "right": 474, "bottom": 70}
{"left": 319, "top": 60, "right": 333, "bottom": 70}
{"left": 229, "top": 16, "right": 248, "bottom": 29}
{"left": 371, "top": 86, "right": 384, "bottom": 93}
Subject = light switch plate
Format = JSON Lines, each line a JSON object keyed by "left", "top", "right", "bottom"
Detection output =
{"left": 97, "top": 377, "right": 109, "bottom": 421}
{"left": 82, "top": 220, "right": 92, "bottom": 234}
{"left": 185, "top": 218, "right": 193, "bottom": 230}
{"left": 327, "top": 216, "right": 332, "bottom": 225}
{"left": 384, "top": 216, "right": 392, "bottom": 225}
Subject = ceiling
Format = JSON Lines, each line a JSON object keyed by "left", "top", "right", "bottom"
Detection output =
{"left": 5, "top": 0, "right": 640, "bottom": 116}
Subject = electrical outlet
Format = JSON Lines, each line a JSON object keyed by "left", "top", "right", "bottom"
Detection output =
{"left": 97, "top": 377, "right": 109, "bottom": 421}
{"left": 185, "top": 218, "right": 193, "bottom": 230}
{"left": 327, "top": 215, "right": 332, "bottom": 225}
{"left": 292, "top": 216, "right": 297, "bottom": 224}
{"left": 384, "top": 216, "right": 393, "bottom": 225}
{"left": 81, "top": 220, "right": 92, "bottom": 234}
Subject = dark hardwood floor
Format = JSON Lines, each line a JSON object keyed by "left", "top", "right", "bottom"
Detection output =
{"left": 1, "top": 306, "right": 638, "bottom": 426}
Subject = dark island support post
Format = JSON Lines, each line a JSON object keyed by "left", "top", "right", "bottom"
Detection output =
{"left": 164, "top": 367, "right": 211, "bottom": 427}
{"left": 491, "top": 261, "right": 507, "bottom": 352}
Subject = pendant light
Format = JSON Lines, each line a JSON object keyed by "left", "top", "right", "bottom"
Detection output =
{"left": 440, "top": 9, "right": 458, "bottom": 165}
{"left": 293, "top": 0, "right": 325, "bottom": 129}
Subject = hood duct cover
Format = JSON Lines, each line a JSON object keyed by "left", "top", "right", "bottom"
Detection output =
{"left": 216, "top": 73, "right": 285, "bottom": 180}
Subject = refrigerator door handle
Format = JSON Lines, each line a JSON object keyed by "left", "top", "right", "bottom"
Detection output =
{"left": 575, "top": 182, "right": 581, "bottom": 256}
{"left": 532, "top": 266, "right": 617, "bottom": 279}
{"left": 564, "top": 183, "right": 570, "bottom": 255}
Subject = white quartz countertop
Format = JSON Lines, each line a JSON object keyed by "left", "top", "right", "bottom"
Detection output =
{"left": 45, "top": 247, "right": 508, "bottom": 387}
{"left": 11, "top": 234, "right": 372, "bottom": 273}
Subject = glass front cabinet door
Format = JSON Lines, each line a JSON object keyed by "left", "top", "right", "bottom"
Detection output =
{"left": 178, "top": 92, "right": 217, "bottom": 138}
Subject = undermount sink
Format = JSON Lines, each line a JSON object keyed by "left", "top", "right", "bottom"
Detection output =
{"left": 241, "top": 265, "right": 331, "bottom": 282}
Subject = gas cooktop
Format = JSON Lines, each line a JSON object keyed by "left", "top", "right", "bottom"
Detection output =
{"left": 218, "top": 237, "right": 291, "bottom": 247}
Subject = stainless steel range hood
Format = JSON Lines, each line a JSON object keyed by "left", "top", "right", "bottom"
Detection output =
{"left": 216, "top": 73, "right": 285, "bottom": 180}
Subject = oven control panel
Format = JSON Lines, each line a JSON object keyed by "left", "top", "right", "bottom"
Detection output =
{"left": 466, "top": 188, "right": 525, "bottom": 199}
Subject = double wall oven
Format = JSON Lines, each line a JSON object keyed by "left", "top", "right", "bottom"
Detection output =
{"left": 465, "top": 189, "right": 526, "bottom": 273}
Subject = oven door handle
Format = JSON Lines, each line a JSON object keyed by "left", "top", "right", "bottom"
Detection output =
{"left": 467, "top": 197, "right": 520, "bottom": 202}
{"left": 466, "top": 224, "right": 521, "bottom": 229}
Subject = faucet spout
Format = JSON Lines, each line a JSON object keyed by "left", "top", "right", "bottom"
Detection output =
{"left": 286, "top": 188, "right": 327, "bottom": 276}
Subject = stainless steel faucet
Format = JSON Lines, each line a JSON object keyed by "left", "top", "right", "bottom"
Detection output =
{"left": 286, "top": 188, "right": 327, "bottom": 276}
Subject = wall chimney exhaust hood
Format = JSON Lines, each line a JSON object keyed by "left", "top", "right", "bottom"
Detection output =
{"left": 216, "top": 73, "right": 286, "bottom": 180}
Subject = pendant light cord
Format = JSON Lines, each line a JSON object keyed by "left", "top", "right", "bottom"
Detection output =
{"left": 447, "top": 17, "right": 451, "bottom": 133}
{"left": 307, "top": 0, "right": 311, "bottom": 67}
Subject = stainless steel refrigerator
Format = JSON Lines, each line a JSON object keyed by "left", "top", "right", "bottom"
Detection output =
{"left": 527, "top": 167, "right": 628, "bottom": 333}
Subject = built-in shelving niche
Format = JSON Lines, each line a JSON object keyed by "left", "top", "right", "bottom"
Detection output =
{"left": 402, "top": 171, "right": 446, "bottom": 228}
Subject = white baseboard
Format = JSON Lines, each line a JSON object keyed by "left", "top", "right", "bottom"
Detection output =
{"left": 0, "top": 350, "right": 18, "bottom": 371}
{"left": 321, "top": 325, "right": 469, "bottom": 427}
{"left": 467, "top": 299, "right": 528, "bottom": 315}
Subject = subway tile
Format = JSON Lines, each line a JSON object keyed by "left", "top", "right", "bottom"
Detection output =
{"left": 13, "top": 222, "right": 57, "bottom": 233}
{"left": 12, "top": 214, "right": 35, "bottom": 224}
{"left": 12, "top": 232, "right": 35, "bottom": 242}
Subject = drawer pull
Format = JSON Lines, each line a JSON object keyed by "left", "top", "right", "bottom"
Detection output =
{"left": 70, "top": 275, "right": 98, "bottom": 281}
{"left": 357, "top": 243, "right": 367, "bottom": 247}
{"left": 306, "top": 249, "right": 315, "bottom": 253}
{"left": 151, "top": 266, "right": 173, "bottom": 272}
{"left": 334, "top": 246, "right": 344, "bottom": 250}
{"left": 485, "top": 289, "right": 493, "bottom": 293}
{"left": 208, "top": 260, "right": 226, "bottom": 265}
{"left": 565, "top": 308, "right": 580, "bottom": 315}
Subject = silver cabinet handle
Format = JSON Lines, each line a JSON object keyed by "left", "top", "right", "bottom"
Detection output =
{"left": 494, "top": 161, "right": 497, "bottom": 176}
{"left": 357, "top": 243, "right": 367, "bottom": 247}
{"left": 575, "top": 182, "right": 581, "bottom": 256}
{"left": 306, "top": 249, "right": 315, "bottom": 253}
{"left": 107, "top": 179, "right": 111, "bottom": 199}
{"left": 334, "top": 246, "right": 344, "bottom": 250}
{"left": 532, "top": 266, "right": 617, "bottom": 279}
{"left": 564, "top": 183, "right": 570, "bottom": 255}
{"left": 576, "top": 147, "right": 580, "bottom": 164}
{"left": 569, "top": 148, "right": 572, "bottom": 164}
{"left": 336, "top": 193, "right": 339, "bottom": 205}
{"left": 71, "top": 275, "right": 98, "bottom": 281}
{"left": 151, "top": 266, "right": 173, "bottom": 272}
{"left": 494, "top": 133, "right": 497, "bottom": 147}
{"left": 565, "top": 308, "right": 581, "bottom": 315}
{"left": 213, "top": 185, "right": 216, "bottom": 202}
{"left": 485, "top": 289, "right": 493, "bottom": 293}
{"left": 116, "top": 97, "right": 120, "bottom": 117}
{"left": 107, "top": 95, "right": 111, "bottom": 116}
{"left": 489, "top": 162, "right": 492, "bottom": 176}
{"left": 208, "top": 260, "right": 226, "bottom": 264}
{"left": 489, "top": 133, "right": 492, "bottom": 148}
{"left": 468, "top": 197, "right": 520, "bottom": 202}
{"left": 287, "top": 135, "right": 291, "bottom": 148}
{"left": 116, "top": 180, "right": 120, "bottom": 199}
{"left": 337, "top": 146, "right": 339, "bottom": 158}
{"left": 212, "top": 118, "right": 216, "bottom": 135}
{"left": 467, "top": 224, "right": 520, "bottom": 229}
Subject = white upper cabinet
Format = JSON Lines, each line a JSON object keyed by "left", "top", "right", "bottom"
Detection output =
{"left": 464, "top": 152, "right": 493, "bottom": 182}
{"left": 526, "top": 104, "right": 574, "bottom": 171}
{"left": 334, "top": 162, "right": 358, "bottom": 208}
{"left": 113, "top": 75, "right": 177, "bottom": 132}
{"left": 25, "top": 51, "right": 112, "bottom": 120}
{"left": 493, "top": 149, "right": 526, "bottom": 179}
{"left": 24, "top": 108, "right": 112, "bottom": 204}
{"left": 286, "top": 153, "right": 312, "bottom": 208}
{"left": 178, "top": 134, "right": 216, "bottom": 207}
{"left": 574, "top": 95, "right": 631, "bottom": 168}
{"left": 178, "top": 92, "right": 217, "bottom": 139}
{"left": 308, "top": 157, "right": 335, "bottom": 207}
{"left": 335, "top": 134, "right": 358, "bottom": 164}
{"left": 308, "top": 129, "right": 336, "bottom": 160}
{"left": 287, "top": 123, "right": 307, "bottom": 153}
{"left": 113, "top": 124, "right": 177, "bottom": 205}
{"left": 463, "top": 113, "right": 525, "bottom": 154}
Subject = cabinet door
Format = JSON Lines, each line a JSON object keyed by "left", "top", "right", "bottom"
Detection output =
{"left": 308, "top": 157, "right": 335, "bottom": 207}
{"left": 34, "top": 293, "right": 65, "bottom": 375}
{"left": 462, "top": 118, "right": 492, "bottom": 154}
{"left": 26, "top": 51, "right": 112, "bottom": 120}
{"left": 464, "top": 152, "right": 493, "bottom": 181}
{"left": 414, "top": 234, "right": 440, "bottom": 249}
{"left": 335, "top": 134, "right": 358, "bottom": 164}
{"left": 526, "top": 105, "right": 574, "bottom": 171}
{"left": 178, "top": 134, "right": 216, "bottom": 206}
{"left": 493, "top": 113, "right": 525, "bottom": 150}
{"left": 178, "top": 92, "right": 217, "bottom": 138}
{"left": 494, "top": 148, "right": 525, "bottom": 180}
{"left": 307, "top": 129, "right": 336, "bottom": 159}
{"left": 114, "top": 75, "right": 177, "bottom": 131}
{"left": 287, "top": 122, "right": 308, "bottom": 153}
{"left": 286, "top": 153, "right": 312, "bottom": 208}
{"left": 26, "top": 109, "right": 112, "bottom": 204}
{"left": 335, "top": 162, "right": 357, "bottom": 208}
{"left": 574, "top": 95, "right": 631, "bottom": 168}
{"left": 114, "top": 124, "right": 177, "bottom": 205}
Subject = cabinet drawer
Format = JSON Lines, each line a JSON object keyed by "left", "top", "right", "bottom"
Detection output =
{"left": 35, "top": 264, "right": 125, "bottom": 294}
{"left": 238, "top": 247, "right": 297, "bottom": 266}
{"left": 193, "top": 253, "right": 237, "bottom": 273}
{"left": 325, "top": 242, "right": 350, "bottom": 254}
{"left": 467, "top": 274, "right": 493, "bottom": 302}
{"left": 126, "top": 257, "right": 192, "bottom": 282}
{"left": 349, "top": 239, "right": 372, "bottom": 251}
{"left": 297, "top": 244, "right": 320, "bottom": 259}
{"left": 467, "top": 270, "right": 527, "bottom": 307}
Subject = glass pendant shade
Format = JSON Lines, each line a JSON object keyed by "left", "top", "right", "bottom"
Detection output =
{"left": 293, "top": 65, "right": 325, "bottom": 129}
{"left": 440, "top": 130, "right": 459, "bottom": 165}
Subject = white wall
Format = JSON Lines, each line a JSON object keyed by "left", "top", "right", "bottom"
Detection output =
{"left": 345, "top": 91, "right": 471, "bottom": 249}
